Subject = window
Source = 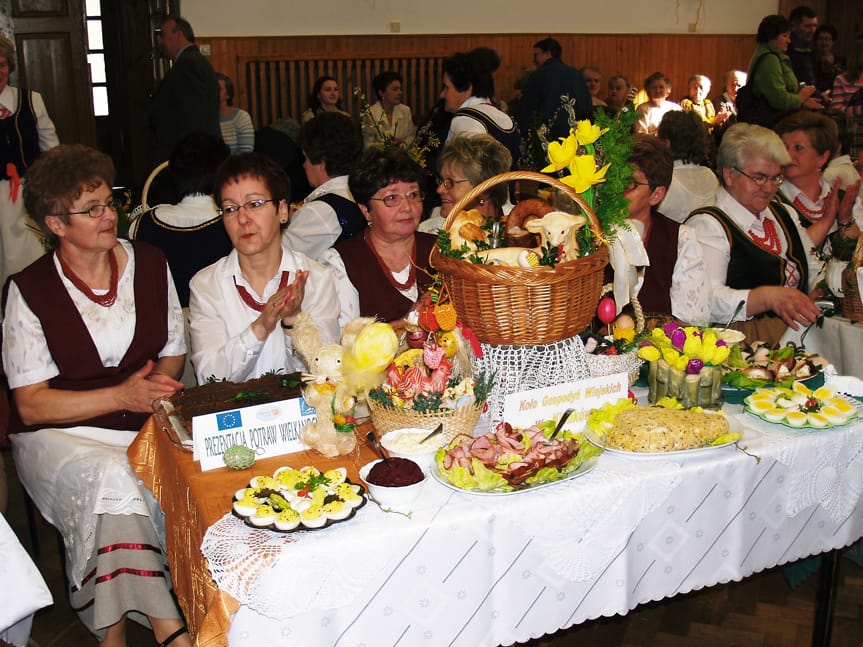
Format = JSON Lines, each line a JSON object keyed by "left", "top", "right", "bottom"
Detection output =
{"left": 84, "top": 0, "right": 108, "bottom": 116}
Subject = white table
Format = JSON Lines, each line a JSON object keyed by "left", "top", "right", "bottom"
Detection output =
{"left": 781, "top": 315, "right": 863, "bottom": 375}
{"left": 202, "top": 405, "right": 863, "bottom": 647}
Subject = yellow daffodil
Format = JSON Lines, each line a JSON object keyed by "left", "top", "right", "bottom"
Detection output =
{"left": 572, "top": 120, "right": 608, "bottom": 146}
{"left": 541, "top": 135, "right": 578, "bottom": 173}
{"left": 560, "top": 155, "right": 611, "bottom": 193}
{"left": 638, "top": 346, "right": 661, "bottom": 362}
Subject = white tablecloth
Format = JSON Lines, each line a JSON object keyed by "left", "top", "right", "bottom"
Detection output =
{"left": 201, "top": 406, "right": 863, "bottom": 647}
{"left": 781, "top": 315, "right": 863, "bottom": 375}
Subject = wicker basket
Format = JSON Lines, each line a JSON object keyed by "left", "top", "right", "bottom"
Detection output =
{"left": 430, "top": 170, "right": 608, "bottom": 346}
{"left": 586, "top": 284, "right": 645, "bottom": 386}
{"left": 367, "top": 399, "right": 483, "bottom": 444}
{"left": 842, "top": 266, "right": 863, "bottom": 322}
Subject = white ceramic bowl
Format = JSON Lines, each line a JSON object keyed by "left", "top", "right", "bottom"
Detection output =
{"left": 380, "top": 427, "right": 444, "bottom": 467}
{"left": 715, "top": 328, "right": 746, "bottom": 344}
{"left": 359, "top": 458, "right": 427, "bottom": 510}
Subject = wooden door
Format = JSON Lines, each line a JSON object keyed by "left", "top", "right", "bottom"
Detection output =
{"left": 7, "top": 0, "right": 95, "bottom": 145}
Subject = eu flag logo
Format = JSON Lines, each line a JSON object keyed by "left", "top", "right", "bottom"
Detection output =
{"left": 216, "top": 410, "right": 242, "bottom": 431}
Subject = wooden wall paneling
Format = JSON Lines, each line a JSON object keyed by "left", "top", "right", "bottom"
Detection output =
{"left": 204, "top": 33, "right": 757, "bottom": 130}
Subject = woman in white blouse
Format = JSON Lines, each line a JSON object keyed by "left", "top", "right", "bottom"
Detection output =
{"left": 189, "top": 153, "right": 340, "bottom": 383}
{"left": 361, "top": 70, "right": 416, "bottom": 150}
{"left": 3, "top": 144, "right": 190, "bottom": 647}
{"left": 686, "top": 123, "right": 822, "bottom": 344}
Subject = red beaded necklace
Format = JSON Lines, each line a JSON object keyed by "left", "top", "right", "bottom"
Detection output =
{"left": 792, "top": 195, "right": 825, "bottom": 223}
{"left": 749, "top": 217, "right": 781, "bottom": 255}
{"left": 364, "top": 233, "right": 416, "bottom": 291}
{"left": 233, "top": 271, "right": 290, "bottom": 312}
{"left": 57, "top": 248, "right": 119, "bottom": 307}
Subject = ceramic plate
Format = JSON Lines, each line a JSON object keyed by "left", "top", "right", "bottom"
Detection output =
{"left": 430, "top": 456, "right": 599, "bottom": 496}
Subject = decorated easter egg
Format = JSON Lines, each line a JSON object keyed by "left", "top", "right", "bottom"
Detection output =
{"left": 597, "top": 297, "right": 616, "bottom": 324}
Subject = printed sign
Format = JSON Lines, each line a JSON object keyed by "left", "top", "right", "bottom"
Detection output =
{"left": 192, "top": 396, "right": 316, "bottom": 471}
{"left": 502, "top": 373, "right": 629, "bottom": 430}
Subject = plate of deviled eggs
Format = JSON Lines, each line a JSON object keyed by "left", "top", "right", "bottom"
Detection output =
{"left": 744, "top": 381, "right": 859, "bottom": 429}
{"left": 232, "top": 465, "right": 366, "bottom": 532}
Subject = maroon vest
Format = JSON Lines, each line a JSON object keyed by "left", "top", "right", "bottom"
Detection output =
{"left": 6, "top": 241, "right": 169, "bottom": 432}
{"left": 336, "top": 232, "right": 436, "bottom": 321}
{"left": 639, "top": 210, "right": 680, "bottom": 316}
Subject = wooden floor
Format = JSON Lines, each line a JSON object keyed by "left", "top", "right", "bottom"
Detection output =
{"left": 4, "top": 446, "right": 862, "bottom": 647}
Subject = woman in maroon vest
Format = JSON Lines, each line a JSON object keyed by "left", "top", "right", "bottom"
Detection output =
{"left": 325, "top": 148, "right": 436, "bottom": 325}
{"left": 2, "top": 145, "right": 191, "bottom": 646}
{"left": 622, "top": 135, "right": 710, "bottom": 324}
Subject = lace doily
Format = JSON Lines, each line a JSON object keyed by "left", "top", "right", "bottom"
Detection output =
{"left": 739, "top": 412, "right": 863, "bottom": 522}
{"left": 476, "top": 335, "right": 591, "bottom": 423}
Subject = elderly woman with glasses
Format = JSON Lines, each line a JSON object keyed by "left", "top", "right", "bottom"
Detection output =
{"left": 418, "top": 133, "right": 512, "bottom": 234}
{"left": 188, "top": 153, "right": 340, "bottom": 383}
{"left": 686, "top": 123, "right": 823, "bottom": 344}
{"left": 3, "top": 144, "right": 191, "bottom": 646}
{"left": 323, "top": 148, "right": 436, "bottom": 325}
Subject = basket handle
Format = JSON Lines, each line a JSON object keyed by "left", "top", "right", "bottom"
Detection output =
{"left": 442, "top": 170, "right": 603, "bottom": 240}
{"left": 599, "top": 283, "right": 645, "bottom": 333}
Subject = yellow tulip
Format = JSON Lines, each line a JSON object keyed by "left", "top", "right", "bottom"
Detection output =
{"left": 573, "top": 120, "right": 608, "bottom": 146}
{"left": 675, "top": 355, "right": 689, "bottom": 371}
{"left": 713, "top": 345, "right": 731, "bottom": 364}
{"left": 638, "top": 346, "right": 661, "bottom": 362}
{"left": 662, "top": 348, "right": 680, "bottom": 365}
{"left": 560, "top": 155, "right": 610, "bottom": 194}
{"left": 682, "top": 335, "right": 702, "bottom": 357}
{"left": 541, "top": 135, "right": 578, "bottom": 173}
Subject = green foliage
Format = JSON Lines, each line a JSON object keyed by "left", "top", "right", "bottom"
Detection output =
{"left": 591, "top": 109, "right": 636, "bottom": 241}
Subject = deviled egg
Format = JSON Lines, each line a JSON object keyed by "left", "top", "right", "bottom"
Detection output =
{"left": 274, "top": 508, "right": 301, "bottom": 531}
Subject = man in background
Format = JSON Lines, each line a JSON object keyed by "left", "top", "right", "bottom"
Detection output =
{"left": 517, "top": 37, "right": 593, "bottom": 143}
{"left": 788, "top": 6, "right": 819, "bottom": 89}
{"left": 150, "top": 16, "right": 220, "bottom": 161}
{"left": 581, "top": 66, "right": 607, "bottom": 108}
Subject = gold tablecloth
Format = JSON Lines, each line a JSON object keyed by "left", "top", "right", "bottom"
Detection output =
{"left": 127, "top": 416, "right": 378, "bottom": 647}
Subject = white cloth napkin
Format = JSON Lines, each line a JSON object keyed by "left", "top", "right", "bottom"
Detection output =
{"left": 824, "top": 364, "right": 863, "bottom": 397}
{"left": 608, "top": 223, "right": 650, "bottom": 314}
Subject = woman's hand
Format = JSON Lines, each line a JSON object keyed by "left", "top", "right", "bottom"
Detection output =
{"left": 836, "top": 180, "right": 862, "bottom": 239}
{"left": 115, "top": 360, "right": 184, "bottom": 413}
{"left": 750, "top": 285, "right": 821, "bottom": 330}
{"left": 251, "top": 270, "right": 309, "bottom": 340}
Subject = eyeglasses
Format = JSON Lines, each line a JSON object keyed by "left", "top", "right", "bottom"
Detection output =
{"left": 733, "top": 167, "right": 784, "bottom": 187}
{"left": 437, "top": 177, "right": 471, "bottom": 190}
{"left": 57, "top": 197, "right": 118, "bottom": 219}
{"left": 368, "top": 191, "right": 424, "bottom": 207}
{"left": 218, "top": 198, "right": 274, "bottom": 218}
{"left": 625, "top": 180, "right": 651, "bottom": 192}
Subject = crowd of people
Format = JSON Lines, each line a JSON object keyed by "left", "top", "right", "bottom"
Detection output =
{"left": 1, "top": 7, "right": 862, "bottom": 647}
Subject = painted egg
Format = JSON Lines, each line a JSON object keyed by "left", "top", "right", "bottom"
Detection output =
{"left": 597, "top": 297, "right": 617, "bottom": 324}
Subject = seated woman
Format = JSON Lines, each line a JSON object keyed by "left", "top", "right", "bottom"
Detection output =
{"left": 217, "top": 72, "right": 255, "bottom": 154}
{"left": 622, "top": 135, "right": 710, "bottom": 324}
{"left": 418, "top": 133, "right": 512, "bottom": 234}
{"left": 189, "top": 153, "right": 340, "bottom": 383}
{"left": 713, "top": 70, "right": 747, "bottom": 145}
{"left": 680, "top": 74, "right": 727, "bottom": 131}
{"left": 656, "top": 110, "right": 719, "bottom": 224}
{"left": 635, "top": 71, "right": 681, "bottom": 135}
{"left": 129, "top": 132, "right": 232, "bottom": 307}
{"left": 324, "top": 148, "right": 436, "bottom": 325}
{"left": 361, "top": 70, "right": 417, "bottom": 150}
{"left": 686, "top": 123, "right": 823, "bottom": 344}
{"left": 604, "top": 74, "right": 635, "bottom": 116}
{"left": 3, "top": 144, "right": 190, "bottom": 647}
{"left": 301, "top": 75, "right": 350, "bottom": 123}
{"left": 440, "top": 48, "right": 519, "bottom": 168}
{"left": 773, "top": 110, "right": 861, "bottom": 249}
